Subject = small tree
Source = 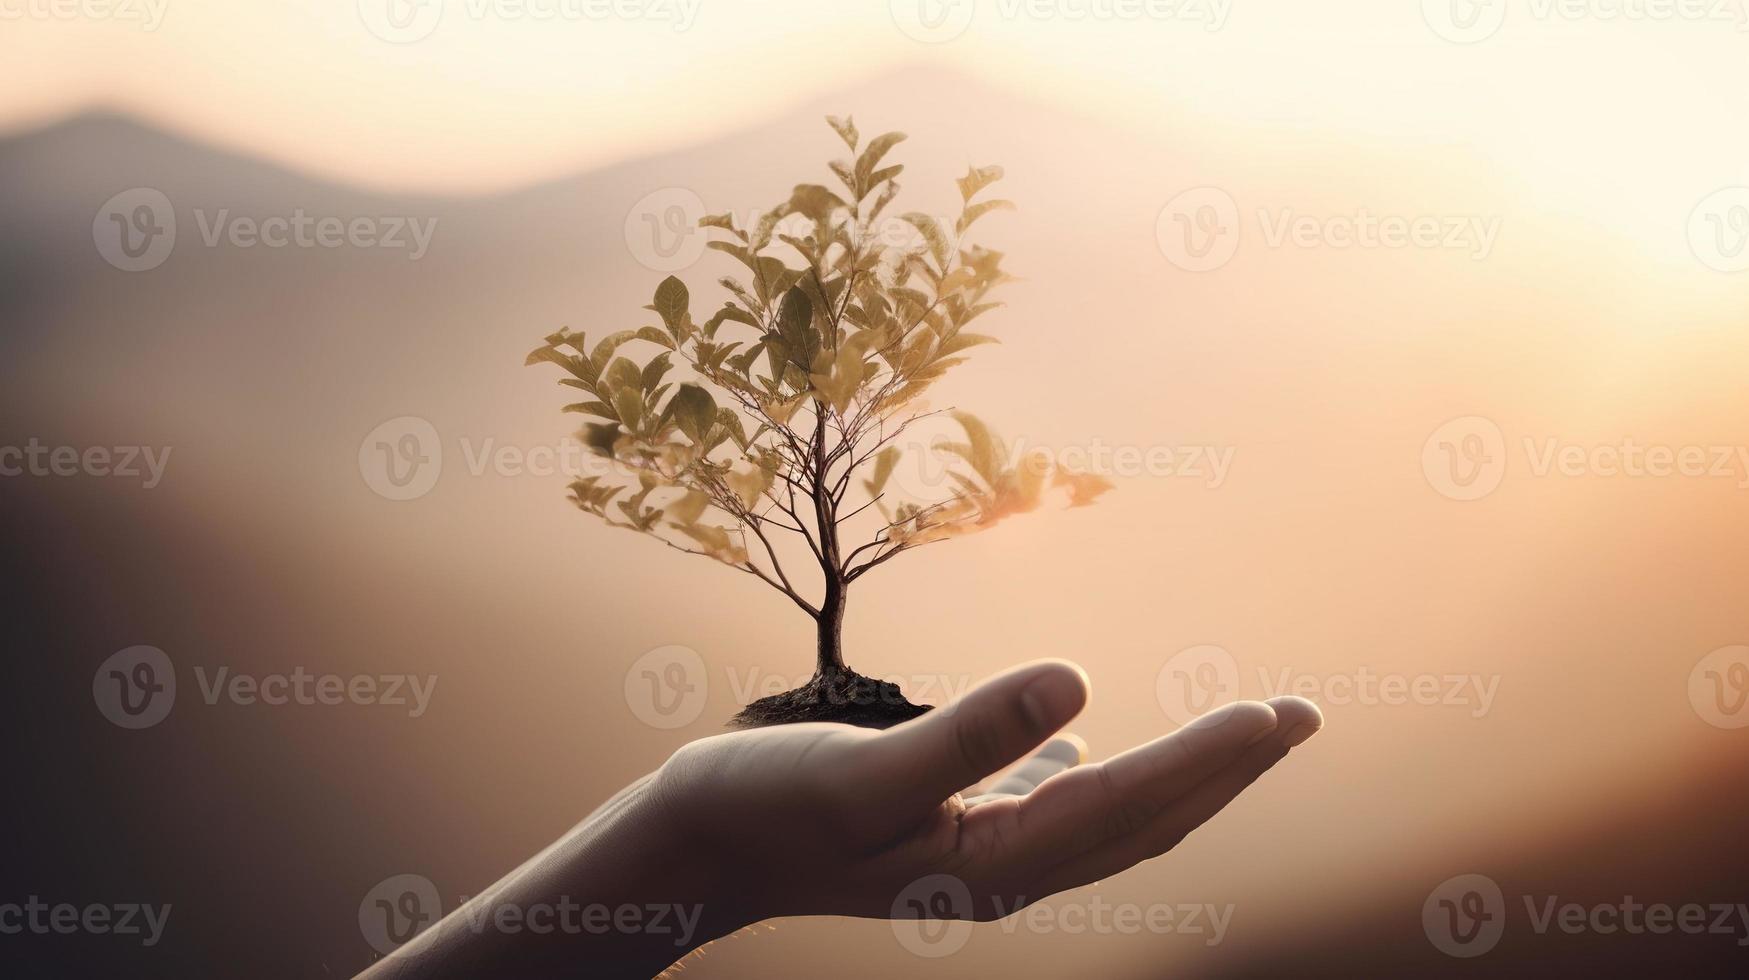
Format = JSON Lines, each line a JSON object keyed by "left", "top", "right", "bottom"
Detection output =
{"left": 528, "top": 117, "right": 1111, "bottom": 727}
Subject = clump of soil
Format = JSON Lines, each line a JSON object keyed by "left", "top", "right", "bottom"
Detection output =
{"left": 730, "top": 670, "right": 932, "bottom": 729}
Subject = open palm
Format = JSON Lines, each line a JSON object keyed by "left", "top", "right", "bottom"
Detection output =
{"left": 651, "top": 660, "right": 1323, "bottom": 925}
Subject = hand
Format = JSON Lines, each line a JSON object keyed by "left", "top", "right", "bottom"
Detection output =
{"left": 653, "top": 659, "right": 1323, "bottom": 924}
{"left": 361, "top": 660, "right": 1323, "bottom": 979}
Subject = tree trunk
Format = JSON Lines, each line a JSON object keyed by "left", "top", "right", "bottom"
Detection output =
{"left": 810, "top": 409, "right": 848, "bottom": 679}
{"left": 816, "top": 577, "right": 847, "bottom": 678}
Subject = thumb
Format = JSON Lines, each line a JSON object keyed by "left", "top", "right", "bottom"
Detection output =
{"left": 861, "top": 660, "right": 1089, "bottom": 815}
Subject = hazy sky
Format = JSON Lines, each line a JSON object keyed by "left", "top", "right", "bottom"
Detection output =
{"left": 7, "top": 0, "right": 1749, "bottom": 196}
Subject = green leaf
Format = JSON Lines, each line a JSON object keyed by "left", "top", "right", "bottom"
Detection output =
{"left": 526, "top": 347, "right": 596, "bottom": 388}
{"left": 699, "top": 212, "right": 741, "bottom": 237}
{"left": 562, "top": 400, "right": 617, "bottom": 419}
{"left": 956, "top": 198, "right": 1015, "bottom": 235}
{"left": 704, "top": 303, "right": 760, "bottom": 338}
{"left": 828, "top": 159, "right": 856, "bottom": 194}
{"left": 669, "top": 383, "right": 717, "bottom": 443}
{"left": 901, "top": 212, "right": 953, "bottom": 270}
{"left": 640, "top": 352, "right": 673, "bottom": 392}
{"left": 650, "top": 276, "right": 690, "bottom": 336}
{"left": 861, "top": 164, "right": 903, "bottom": 200}
{"left": 776, "top": 286, "right": 815, "bottom": 361}
{"left": 808, "top": 328, "right": 875, "bottom": 414}
{"left": 956, "top": 164, "right": 1004, "bottom": 201}
{"left": 581, "top": 422, "right": 620, "bottom": 457}
{"left": 788, "top": 184, "right": 847, "bottom": 222}
{"left": 937, "top": 332, "right": 999, "bottom": 357}
{"left": 674, "top": 523, "right": 748, "bottom": 565}
{"left": 867, "top": 446, "right": 900, "bottom": 495}
{"left": 726, "top": 342, "right": 764, "bottom": 377}
{"left": 667, "top": 489, "right": 710, "bottom": 525}
{"left": 590, "top": 331, "right": 638, "bottom": 373}
{"left": 716, "top": 408, "right": 749, "bottom": 449}
{"left": 635, "top": 325, "right": 678, "bottom": 350}
{"left": 826, "top": 114, "right": 858, "bottom": 150}
{"left": 945, "top": 411, "right": 1003, "bottom": 486}
{"left": 611, "top": 387, "right": 645, "bottom": 431}
{"left": 604, "top": 356, "right": 643, "bottom": 394}
{"left": 725, "top": 465, "right": 772, "bottom": 510}
{"left": 854, "top": 132, "right": 908, "bottom": 189}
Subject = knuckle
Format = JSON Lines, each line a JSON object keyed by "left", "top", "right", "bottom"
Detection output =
{"left": 1100, "top": 798, "right": 1158, "bottom": 842}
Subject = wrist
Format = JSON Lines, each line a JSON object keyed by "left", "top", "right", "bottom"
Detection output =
{"left": 369, "top": 775, "right": 752, "bottom": 980}
{"left": 544, "top": 773, "right": 751, "bottom": 973}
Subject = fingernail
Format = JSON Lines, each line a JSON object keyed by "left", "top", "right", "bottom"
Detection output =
{"left": 1036, "top": 734, "right": 1086, "bottom": 764}
{"left": 1281, "top": 723, "right": 1320, "bottom": 748}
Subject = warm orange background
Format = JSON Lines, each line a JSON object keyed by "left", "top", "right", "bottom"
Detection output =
{"left": 5, "top": 3, "right": 1749, "bottom": 976}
